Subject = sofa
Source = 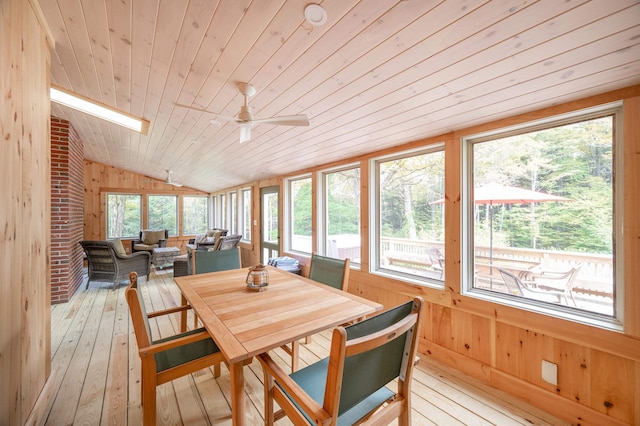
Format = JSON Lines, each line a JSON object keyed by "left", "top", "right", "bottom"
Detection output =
{"left": 131, "top": 229, "right": 169, "bottom": 253}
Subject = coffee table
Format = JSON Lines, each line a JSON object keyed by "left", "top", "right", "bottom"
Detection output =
{"left": 152, "top": 246, "right": 181, "bottom": 269}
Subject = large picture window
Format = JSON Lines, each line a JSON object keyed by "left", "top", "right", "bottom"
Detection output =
{"left": 374, "top": 146, "right": 445, "bottom": 284}
{"left": 322, "top": 167, "right": 360, "bottom": 263}
{"left": 286, "top": 176, "right": 312, "bottom": 254}
{"left": 106, "top": 193, "right": 141, "bottom": 238}
{"left": 148, "top": 195, "right": 178, "bottom": 236}
{"left": 183, "top": 196, "right": 209, "bottom": 235}
{"left": 465, "top": 105, "right": 620, "bottom": 323}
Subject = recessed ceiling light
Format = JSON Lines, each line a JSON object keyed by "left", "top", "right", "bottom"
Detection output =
{"left": 50, "top": 85, "right": 150, "bottom": 134}
{"left": 304, "top": 4, "right": 327, "bottom": 26}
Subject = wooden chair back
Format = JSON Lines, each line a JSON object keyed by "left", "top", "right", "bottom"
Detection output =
{"left": 308, "top": 254, "right": 350, "bottom": 291}
{"left": 194, "top": 247, "right": 241, "bottom": 274}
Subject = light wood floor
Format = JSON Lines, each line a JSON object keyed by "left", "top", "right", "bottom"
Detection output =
{"left": 46, "top": 267, "right": 568, "bottom": 425}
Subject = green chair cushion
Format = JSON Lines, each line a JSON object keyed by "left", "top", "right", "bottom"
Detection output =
{"left": 153, "top": 327, "right": 220, "bottom": 373}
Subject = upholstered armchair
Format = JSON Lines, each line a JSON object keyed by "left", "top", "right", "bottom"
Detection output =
{"left": 80, "top": 240, "right": 151, "bottom": 289}
{"left": 131, "top": 229, "right": 168, "bottom": 253}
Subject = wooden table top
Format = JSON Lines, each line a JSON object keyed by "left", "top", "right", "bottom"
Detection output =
{"left": 174, "top": 266, "right": 382, "bottom": 364}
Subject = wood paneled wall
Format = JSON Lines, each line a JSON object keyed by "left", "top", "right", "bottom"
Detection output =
{"left": 83, "top": 160, "right": 209, "bottom": 252}
{"left": 0, "top": 0, "right": 54, "bottom": 423}
{"left": 235, "top": 86, "right": 640, "bottom": 425}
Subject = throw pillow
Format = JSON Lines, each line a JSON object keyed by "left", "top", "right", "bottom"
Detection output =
{"left": 142, "top": 229, "right": 165, "bottom": 245}
{"left": 111, "top": 239, "right": 127, "bottom": 257}
{"left": 205, "top": 236, "right": 216, "bottom": 243}
{"left": 195, "top": 233, "right": 207, "bottom": 244}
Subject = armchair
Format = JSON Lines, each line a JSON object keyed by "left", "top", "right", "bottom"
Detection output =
{"left": 131, "top": 229, "right": 168, "bottom": 253}
{"left": 80, "top": 240, "right": 150, "bottom": 289}
{"left": 188, "top": 228, "right": 228, "bottom": 251}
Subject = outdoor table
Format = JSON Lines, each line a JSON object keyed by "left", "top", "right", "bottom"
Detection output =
{"left": 173, "top": 266, "right": 383, "bottom": 426}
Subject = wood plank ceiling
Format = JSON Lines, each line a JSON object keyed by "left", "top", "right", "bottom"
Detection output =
{"left": 42, "top": 0, "right": 640, "bottom": 193}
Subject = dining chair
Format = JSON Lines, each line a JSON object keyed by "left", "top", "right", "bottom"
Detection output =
{"left": 194, "top": 247, "right": 241, "bottom": 274}
{"left": 499, "top": 268, "right": 580, "bottom": 306}
{"left": 125, "top": 272, "right": 225, "bottom": 426}
{"left": 259, "top": 297, "right": 423, "bottom": 426}
{"left": 308, "top": 253, "right": 350, "bottom": 291}
{"left": 281, "top": 254, "right": 351, "bottom": 372}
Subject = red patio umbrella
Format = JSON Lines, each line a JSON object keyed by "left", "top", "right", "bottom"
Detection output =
{"left": 432, "top": 184, "right": 570, "bottom": 276}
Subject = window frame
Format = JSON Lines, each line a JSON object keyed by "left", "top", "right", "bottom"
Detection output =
{"left": 369, "top": 144, "right": 446, "bottom": 287}
{"left": 106, "top": 193, "right": 142, "bottom": 239}
{"left": 284, "top": 174, "right": 313, "bottom": 255}
{"left": 182, "top": 195, "right": 209, "bottom": 236}
{"left": 461, "top": 102, "right": 624, "bottom": 330}
{"left": 147, "top": 194, "right": 179, "bottom": 236}
{"left": 240, "top": 187, "right": 252, "bottom": 242}
{"left": 229, "top": 191, "right": 237, "bottom": 234}
{"left": 318, "top": 163, "right": 361, "bottom": 265}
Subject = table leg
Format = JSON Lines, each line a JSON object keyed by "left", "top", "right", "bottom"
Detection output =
{"left": 180, "top": 294, "right": 188, "bottom": 333}
{"left": 229, "top": 361, "right": 246, "bottom": 426}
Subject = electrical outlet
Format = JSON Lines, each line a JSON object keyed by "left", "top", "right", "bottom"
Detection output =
{"left": 542, "top": 360, "right": 558, "bottom": 386}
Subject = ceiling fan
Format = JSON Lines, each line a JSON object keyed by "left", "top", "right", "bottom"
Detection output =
{"left": 164, "top": 170, "right": 183, "bottom": 187}
{"left": 176, "top": 82, "right": 309, "bottom": 143}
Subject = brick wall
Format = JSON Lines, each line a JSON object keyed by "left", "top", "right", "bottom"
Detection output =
{"left": 51, "top": 117, "right": 85, "bottom": 303}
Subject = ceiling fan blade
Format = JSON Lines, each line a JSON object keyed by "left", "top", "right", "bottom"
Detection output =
{"left": 250, "top": 114, "right": 309, "bottom": 126}
{"left": 175, "top": 103, "right": 239, "bottom": 124}
{"left": 239, "top": 124, "right": 252, "bottom": 143}
{"left": 168, "top": 181, "right": 183, "bottom": 187}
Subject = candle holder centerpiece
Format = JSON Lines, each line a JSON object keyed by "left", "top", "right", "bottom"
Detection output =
{"left": 246, "top": 264, "right": 269, "bottom": 291}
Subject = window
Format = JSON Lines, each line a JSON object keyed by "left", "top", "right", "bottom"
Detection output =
{"left": 106, "top": 193, "right": 141, "bottom": 238}
{"left": 322, "top": 167, "right": 360, "bottom": 263}
{"left": 230, "top": 192, "right": 237, "bottom": 233}
{"left": 286, "top": 176, "right": 312, "bottom": 254}
{"left": 219, "top": 194, "right": 226, "bottom": 230}
{"left": 464, "top": 105, "right": 620, "bottom": 324}
{"left": 148, "top": 195, "right": 178, "bottom": 236}
{"left": 183, "top": 196, "right": 209, "bottom": 235}
{"left": 373, "top": 146, "right": 445, "bottom": 284}
{"left": 241, "top": 188, "right": 252, "bottom": 241}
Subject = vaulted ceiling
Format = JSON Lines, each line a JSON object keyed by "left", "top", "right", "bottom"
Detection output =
{"left": 42, "top": 0, "right": 640, "bottom": 193}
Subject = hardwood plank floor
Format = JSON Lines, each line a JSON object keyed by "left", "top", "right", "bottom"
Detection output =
{"left": 46, "top": 267, "right": 568, "bottom": 425}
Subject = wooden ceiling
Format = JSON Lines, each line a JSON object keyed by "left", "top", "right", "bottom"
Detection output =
{"left": 42, "top": 0, "right": 640, "bottom": 193}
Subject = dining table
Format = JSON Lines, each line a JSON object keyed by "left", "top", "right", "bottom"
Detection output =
{"left": 173, "top": 265, "right": 383, "bottom": 426}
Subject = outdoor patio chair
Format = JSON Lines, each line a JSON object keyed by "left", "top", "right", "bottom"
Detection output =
{"left": 126, "top": 272, "right": 224, "bottom": 426}
{"left": 259, "top": 297, "right": 423, "bottom": 426}
{"left": 499, "top": 268, "right": 579, "bottom": 306}
{"left": 80, "top": 240, "right": 150, "bottom": 289}
{"left": 526, "top": 264, "right": 583, "bottom": 306}
{"left": 282, "top": 254, "right": 351, "bottom": 372}
{"left": 427, "top": 247, "right": 444, "bottom": 279}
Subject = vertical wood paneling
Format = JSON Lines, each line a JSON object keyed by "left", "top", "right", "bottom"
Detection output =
{"left": 0, "top": 0, "right": 51, "bottom": 423}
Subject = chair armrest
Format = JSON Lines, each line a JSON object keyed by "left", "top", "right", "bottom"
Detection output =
{"left": 158, "top": 239, "right": 167, "bottom": 248}
{"left": 139, "top": 330, "right": 213, "bottom": 356}
{"left": 131, "top": 239, "right": 142, "bottom": 252}
{"left": 258, "top": 353, "right": 329, "bottom": 422}
{"left": 147, "top": 304, "right": 192, "bottom": 318}
{"left": 116, "top": 251, "right": 151, "bottom": 260}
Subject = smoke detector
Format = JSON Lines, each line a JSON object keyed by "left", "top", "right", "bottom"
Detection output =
{"left": 304, "top": 4, "right": 327, "bottom": 26}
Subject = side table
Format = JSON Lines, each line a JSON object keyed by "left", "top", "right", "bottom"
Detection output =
{"left": 152, "top": 246, "right": 181, "bottom": 269}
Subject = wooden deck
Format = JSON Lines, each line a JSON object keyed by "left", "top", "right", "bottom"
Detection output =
{"left": 46, "top": 267, "right": 568, "bottom": 425}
